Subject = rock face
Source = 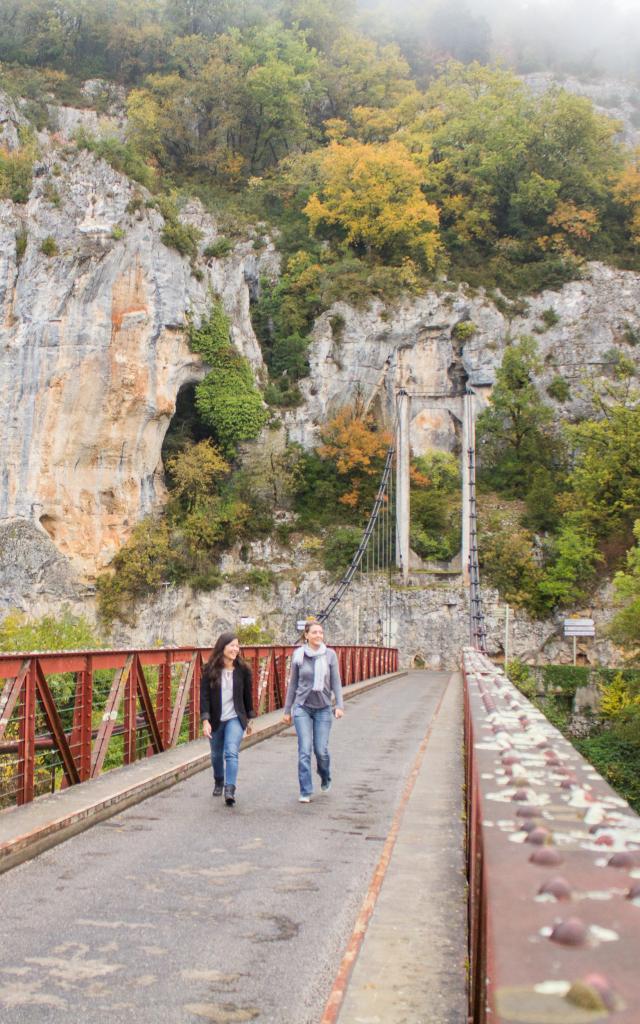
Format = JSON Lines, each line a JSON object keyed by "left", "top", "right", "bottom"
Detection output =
{"left": 286, "top": 263, "right": 640, "bottom": 454}
{"left": 0, "top": 519, "right": 90, "bottom": 617}
{"left": 522, "top": 73, "right": 640, "bottom": 148}
{"left": 0, "top": 91, "right": 272, "bottom": 578}
{"left": 107, "top": 556, "right": 622, "bottom": 672}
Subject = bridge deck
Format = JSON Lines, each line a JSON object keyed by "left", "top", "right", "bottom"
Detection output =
{"left": 0, "top": 671, "right": 467, "bottom": 1024}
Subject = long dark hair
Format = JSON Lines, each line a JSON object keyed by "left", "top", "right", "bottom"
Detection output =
{"left": 202, "top": 632, "right": 244, "bottom": 687}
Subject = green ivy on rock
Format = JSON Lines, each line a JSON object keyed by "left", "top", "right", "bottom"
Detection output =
{"left": 189, "top": 304, "right": 267, "bottom": 456}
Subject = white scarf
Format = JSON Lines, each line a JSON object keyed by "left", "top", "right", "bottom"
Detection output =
{"left": 293, "top": 643, "right": 328, "bottom": 691}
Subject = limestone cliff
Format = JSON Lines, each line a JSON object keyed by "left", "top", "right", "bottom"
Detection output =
{"left": 0, "top": 90, "right": 274, "bottom": 577}
{"left": 286, "top": 263, "right": 640, "bottom": 455}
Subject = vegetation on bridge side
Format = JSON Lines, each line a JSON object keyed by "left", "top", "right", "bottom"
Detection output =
{"left": 507, "top": 659, "right": 640, "bottom": 812}
{"left": 477, "top": 337, "right": 640, "bottom": 618}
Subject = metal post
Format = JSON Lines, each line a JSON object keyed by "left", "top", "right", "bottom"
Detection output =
{"left": 462, "top": 394, "right": 473, "bottom": 586}
{"left": 396, "top": 388, "right": 410, "bottom": 584}
{"left": 573, "top": 636, "right": 577, "bottom": 667}
{"left": 466, "top": 390, "right": 487, "bottom": 653}
{"left": 504, "top": 604, "right": 510, "bottom": 667}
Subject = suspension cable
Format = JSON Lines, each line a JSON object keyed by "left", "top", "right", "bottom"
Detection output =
{"left": 316, "top": 439, "right": 396, "bottom": 630}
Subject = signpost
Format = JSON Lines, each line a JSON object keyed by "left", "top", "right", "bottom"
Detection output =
{"left": 563, "top": 618, "right": 595, "bottom": 665}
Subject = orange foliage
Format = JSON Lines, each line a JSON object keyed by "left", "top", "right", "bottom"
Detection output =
{"left": 319, "top": 408, "right": 392, "bottom": 509}
{"left": 536, "top": 200, "right": 599, "bottom": 257}
{"left": 613, "top": 152, "right": 640, "bottom": 244}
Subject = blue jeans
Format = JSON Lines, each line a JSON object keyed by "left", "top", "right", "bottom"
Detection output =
{"left": 293, "top": 705, "right": 333, "bottom": 797}
{"left": 209, "top": 717, "right": 244, "bottom": 788}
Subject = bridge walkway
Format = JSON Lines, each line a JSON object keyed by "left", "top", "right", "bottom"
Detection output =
{"left": 0, "top": 671, "right": 467, "bottom": 1024}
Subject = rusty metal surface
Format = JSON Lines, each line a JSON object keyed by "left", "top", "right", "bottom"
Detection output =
{"left": 0, "top": 644, "right": 398, "bottom": 811}
{"left": 463, "top": 649, "right": 640, "bottom": 1024}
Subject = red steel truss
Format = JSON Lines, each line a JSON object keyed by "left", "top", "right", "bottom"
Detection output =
{"left": 0, "top": 644, "right": 398, "bottom": 810}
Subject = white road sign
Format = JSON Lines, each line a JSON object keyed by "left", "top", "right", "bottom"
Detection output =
{"left": 564, "top": 618, "right": 595, "bottom": 637}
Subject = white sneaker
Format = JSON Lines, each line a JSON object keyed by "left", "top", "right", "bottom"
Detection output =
{"left": 298, "top": 795, "right": 311, "bottom": 803}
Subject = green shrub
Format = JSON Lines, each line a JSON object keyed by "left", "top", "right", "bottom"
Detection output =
{"left": 323, "top": 526, "right": 362, "bottom": 572}
{"left": 0, "top": 144, "right": 33, "bottom": 203}
{"left": 506, "top": 658, "right": 536, "bottom": 698}
{"left": 15, "top": 229, "right": 27, "bottom": 263}
{"left": 43, "top": 181, "right": 61, "bottom": 207}
{"left": 0, "top": 608, "right": 103, "bottom": 653}
{"left": 622, "top": 321, "right": 640, "bottom": 346}
{"left": 523, "top": 468, "right": 560, "bottom": 532}
{"left": 542, "top": 664, "right": 589, "bottom": 698}
{"left": 452, "top": 320, "right": 476, "bottom": 342}
{"left": 575, "top": 728, "right": 640, "bottom": 812}
{"left": 96, "top": 518, "right": 174, "bottom": 625}
{"left": 204, "top": 238, "right": 233, "bottom": 259}
{"left": 75, "top": 129, "right": 156, "bottom": 191}
{"left": 264, "top": 381, "right": 304, "bottom": 407}
{"left": 190, "top": 305, "right": 267, "bottom": 455}
{"left": 540, "top": 307, "right": 560, "bottom": 329}
{"left": 111, "top": 226, "right": 125, "bottom": 240}
{"left": 236, "top": 621, "right": 275, "bottom": 644}
{"left": 188, "top": 569, "right": 224, "bottom": 591}
{"left": 161, "top": 218, "right": 202, "bottom": 259}
{"left": 547, "top": 375, "right": 570, "bottom": 402}
{"left": 126, "top": 193, "right": 145, "bottom": 215}
{"left": 40, "top": 235, "right": 58, "bottom": 257}
{"left": 410, "top": 451, "right": 461, "bottom": 561}
{"left": 227, "top": 567, "right": 275, "bottom": 594}
{"left": 479, "top": 515, "right": 547, "bottom": 615}
{"left": 329, "top": 313, "right": 346, "bottom": 342}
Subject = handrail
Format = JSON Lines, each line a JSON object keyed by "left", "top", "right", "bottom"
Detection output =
{"left": 463, "top": 648, "right": 640, "bottom": 1023}
{"left": 0, "top": 644, "right": 398, "bottom": 810}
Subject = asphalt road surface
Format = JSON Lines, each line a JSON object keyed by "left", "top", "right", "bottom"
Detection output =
{"left": 1, "top": 671, "right": 451, "bottom": 1024}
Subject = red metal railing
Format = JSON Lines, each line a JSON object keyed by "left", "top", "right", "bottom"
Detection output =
{"left": 463, "top": 648, "right": 640, "bottom": 1024}
{"left": 0, "top": 644, "right": 398, "bottom": 810}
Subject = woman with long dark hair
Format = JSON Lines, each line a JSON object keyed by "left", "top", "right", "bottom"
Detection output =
{"left": 200, "top": 632, "right": 256, "bottom": 806}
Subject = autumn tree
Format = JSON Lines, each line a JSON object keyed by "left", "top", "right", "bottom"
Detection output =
{"left": 613, "top": 148, "right": 640, "bottom": 246}
{"left": 304, "top": 139, "right": 440, "bottom": 267}
{"left": 318, "top": 407, "right": 392, "bottom": 511}
{"left": 165, "top": 439, "right": 230, "bottom": 512}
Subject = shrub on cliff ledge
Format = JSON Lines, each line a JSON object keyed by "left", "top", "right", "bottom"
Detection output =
{"left": 189, "top": 305, "right": 267, "bottom": 456}
{"left": 97, "top": 518, "right": 174, "bottom": 625}
{"left": 0, "top": 144, "right": 33, "bottom": 203}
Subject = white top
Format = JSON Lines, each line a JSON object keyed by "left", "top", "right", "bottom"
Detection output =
{"left": 220, "top": 668, "right": 235, "bottom": 722}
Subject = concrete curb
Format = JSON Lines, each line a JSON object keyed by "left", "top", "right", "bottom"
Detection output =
{"left": 0, "top": 670, "right": 406, "bottom": 875}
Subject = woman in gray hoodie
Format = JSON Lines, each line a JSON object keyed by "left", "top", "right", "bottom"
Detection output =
{"left": 282, "top": 620, "right": 344, "bottom": 802}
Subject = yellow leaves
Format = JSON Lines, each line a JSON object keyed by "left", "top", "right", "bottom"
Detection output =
{"left": 599, "top": 672, "right": 640, "bottom": 719}
{"left": 614, "top": 151, "right": 640, "bottom": 245}
{"left": 303, "top": 139, "right": 440, "bottom": 268}
{"left": 166, "top": 440, "right": 230, "bottom": 511}
{"left": 324, "top": 118, "right": 350, "bottom": 142}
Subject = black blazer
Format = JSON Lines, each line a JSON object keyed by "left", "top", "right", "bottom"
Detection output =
{"left": 200, "top": 662, "right": 256, "bottom": 731}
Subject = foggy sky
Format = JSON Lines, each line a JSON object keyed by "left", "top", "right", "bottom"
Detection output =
{"left": 359, "top": 0, "right": 640, "bottom": 79}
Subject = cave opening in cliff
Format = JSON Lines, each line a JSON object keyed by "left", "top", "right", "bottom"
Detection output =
{"left": 161, "top": 383, "right": 215, "bottom": 470}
